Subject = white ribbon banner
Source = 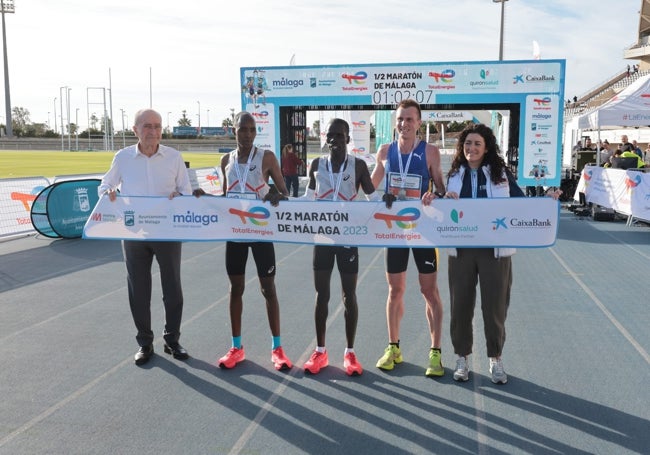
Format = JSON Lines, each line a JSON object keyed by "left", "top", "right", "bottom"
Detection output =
{"left": 83, "top": 196, "right": 560, "bottom": 247}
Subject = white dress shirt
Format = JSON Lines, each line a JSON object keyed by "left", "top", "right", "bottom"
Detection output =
{"left": 98, "top": 144, "right": 192, "bottom": 196}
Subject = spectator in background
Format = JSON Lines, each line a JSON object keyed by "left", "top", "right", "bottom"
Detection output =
{"left": 580, "top": 138, "right": 594, "bottom": 151}
{"left": 645, "top": 144, "right": 650, "bottom": 165}
{"left": 620, "top": 149, "right": 646, "bottom": 168}
{"left": 599, "top": 140, "right": 613, "bottom": 166}
{"left": 281, "top": 144, "right": 304, "bottom": 198}
{"left": 620, "top": 135, "right": 634, "bottom": 153}
{"left": 632, "top": 140, "right": 643, "bottom": 159}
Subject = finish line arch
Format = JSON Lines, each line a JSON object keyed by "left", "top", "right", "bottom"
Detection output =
{"left": 240, "top": 59, "right": 565, "bottom": 187}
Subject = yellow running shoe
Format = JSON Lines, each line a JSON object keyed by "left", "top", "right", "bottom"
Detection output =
{"left": 376, "top": 344, "right": 403, "bottom": 370}
{"left": 425, "top": 348, "right": 444, "bottom": 377}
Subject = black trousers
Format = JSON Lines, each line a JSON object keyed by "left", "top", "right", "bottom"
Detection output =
{"left": 122, "top": 240, "right": 184, "bottom": 346}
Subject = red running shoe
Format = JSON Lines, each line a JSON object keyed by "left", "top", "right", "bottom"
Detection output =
{"left": 344, "top": 351, "right": 363, "bottom": 376}
{"left": 304, "top": 350, "right": 329, "bottom": 374}
{"left": 271, "top": 346, "right": 292, "bottom": 370}
{"left": 217, "top": 346, "right": 245, "bottom": 369}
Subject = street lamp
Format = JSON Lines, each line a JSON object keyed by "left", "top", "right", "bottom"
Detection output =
{"left": 493, "top": 0, "right": 509, "bottom": 61}
{"left": 1, "top": 0, "right": 15, "bottom": 137}
{"left": 167, "top": 111, "right": 171, "bottom": 134}
{"left": 59, "top": 87, "right": 67, "bottom": 150}
{"left": 120, "top": 108, "right": 125, "bottom": 148}
{"left": 197, "top": 100, "right": 201, "bottom": 133}
{"left": 207, "top": 109, "right": 210, "bottom": 128}
{"left": 53, "top": 97, "right": 57, "bottom": 133}
{"left": 75, "top": 108, "right": 79, "bottom": 151}
{"left": 67, "top": 87, "right": 72, "bottom": 150}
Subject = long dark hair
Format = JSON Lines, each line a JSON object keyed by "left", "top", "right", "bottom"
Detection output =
{"left": 448, "top": 123, "right": 507, "bottom": 184}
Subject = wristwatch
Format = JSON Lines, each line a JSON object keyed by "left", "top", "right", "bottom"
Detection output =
{"left": 434, "top": 191, "right": 445, "bottom": 198}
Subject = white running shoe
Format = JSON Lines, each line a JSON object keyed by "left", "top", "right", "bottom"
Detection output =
{"left": 453, "top": 356, "right": 469, "bottom": 382}
{"left": 489, "top": 357, "right": 508, "bottom": 384}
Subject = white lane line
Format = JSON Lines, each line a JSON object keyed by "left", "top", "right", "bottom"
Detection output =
{"left": 549, "top": 247, "right": 650, "bottom": 365}
{"left": 0, "top": 244, "right": 224, "bottom": 343}
{"left": 0, "top": 358, "right": 133, "bottom": 447}
{"left": 0, "top": 244, "right": 229, "bottom": 447}
{"left": 228, "top": 247, "right": 384, "bottom": 455}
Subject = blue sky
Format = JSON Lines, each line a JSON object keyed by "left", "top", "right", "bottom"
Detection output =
{"left": 2, "top": 0, "right": 642, "bottom": 130}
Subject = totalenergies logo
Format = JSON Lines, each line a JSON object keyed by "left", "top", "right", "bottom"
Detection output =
{"left": 351, "top": 147, "right": 366, "bottom": 154}
{"left": 582, "top": 168, "right": 593, "bottom": 181}
{"left": 428, "top": 69, "right": 455, "bottom": 83}
{"left": 251, "top": 110, "right": 269, "bottom": 119}
{"left": 341, "top": 71, "right": 367, "bottom": 85}
{"left": 533, "top": 97, "right": 552, "bottom": 106}
{"left": 11, "top": 191, "right": 38, "bottom": 211}
{"left": 229, "top": 206, "right": 270, "bottom": 226}
{"left": 625, "top": 173, "right": 642, "bottom": 192}
{"left": 373, "top": 207, "right": 420, "bottom": 229}
{"left": 352, "top": 120, "right": 366, "bottom": 127}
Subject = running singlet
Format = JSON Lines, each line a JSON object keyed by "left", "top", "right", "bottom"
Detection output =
{"left": 224, "top": 147, "right": 269, "bottom": 200}
{"left": 314, "top": 154, "right": 358, "bottom": 201}
{"left": 386, "top": 141, "right": 430, "bottom": 197}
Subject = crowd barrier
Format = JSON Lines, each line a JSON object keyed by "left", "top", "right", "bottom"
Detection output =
{"left": 575, "top": 165, "right": 650, "bottom": 224}
{"left": 0, "top": 167, "right": 222, "bottom": 239}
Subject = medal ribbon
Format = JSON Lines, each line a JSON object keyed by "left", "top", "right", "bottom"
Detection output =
{"left": 233, "top": 146, "right": 256, "bottom": 193}
{"left": 327, "top": 156, "right": 348, "bottom": 202}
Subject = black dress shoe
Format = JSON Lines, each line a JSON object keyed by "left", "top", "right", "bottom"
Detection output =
{"left": 134, "top": 345, "right": 154, "bottom": 365}
{"left": 163, "top": 342, "right": 189, "bottom": 360}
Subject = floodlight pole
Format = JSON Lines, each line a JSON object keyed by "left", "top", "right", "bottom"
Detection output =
{"left": 1, "top": 0, "right": 14, "bottom": 137}
{"left": 493, "top": 0, "right": 509, "bottom": 61}
{"left": 120, "top": 108, "right": 125, "bottom": 148}
{"left": 197, "top": 100, "right": 201, "bottom": 134}
{"left": 75, "top": 108, "right": 79, "bottom": 151}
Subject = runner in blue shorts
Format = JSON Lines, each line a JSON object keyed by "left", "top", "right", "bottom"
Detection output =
{"left": 370, "top": 99, "right": 448, "bottom": 378}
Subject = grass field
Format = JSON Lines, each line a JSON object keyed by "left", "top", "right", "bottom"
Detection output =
{"left": 0, "top": 150, "right": 225, "bottom": 179}
{"left": 1, "top": 150, "right": 323, "bottom": 179}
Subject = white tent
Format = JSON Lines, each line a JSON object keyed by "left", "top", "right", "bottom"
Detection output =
{"left": 578, "top": 74, "right": 650, "bottom": 129}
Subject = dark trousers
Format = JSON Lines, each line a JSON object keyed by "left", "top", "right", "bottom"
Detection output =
{"left": 122, "top": 240, "right": 184, "bottom": 346}
{"left": 448, "top": 248, "right": 512, "bottom": 358}
{"left": 284, "top": 174, "right": 299, "bottom": 197}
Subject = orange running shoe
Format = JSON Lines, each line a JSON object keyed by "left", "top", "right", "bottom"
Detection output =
{"left": 344, "top": 352, "right": 363, "bottom": 376}
{"left": 304, "top": 350, "right": 329, "bottom": 374}
{"left": 217, "top": 346, "right": 245, "bottom": 369}
{"left": 271, "top": 346, "right": 293, "bottom": 370}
